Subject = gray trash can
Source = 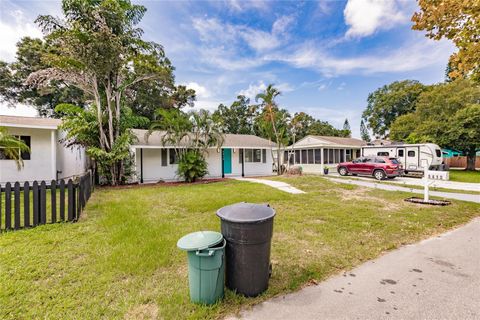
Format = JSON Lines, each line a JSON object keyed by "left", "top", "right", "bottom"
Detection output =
{"left": 216, "top": 202, "right": 275, "bottom": 297}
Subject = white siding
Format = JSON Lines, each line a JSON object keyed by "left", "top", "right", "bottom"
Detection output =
{"left": 134, "top": 147, "right": 274, "bottom": 182}
{"left": 56, "top": 132, "right": 88, "bottom": 180}
{"left": 0, "top": 128, "right": 88, "bottom": 184}
{"left": 0, "top": 128, "right": 55, "bottom": 183}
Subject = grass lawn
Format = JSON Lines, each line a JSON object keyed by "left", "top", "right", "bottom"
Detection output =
{"left": 448, "top": 169, "right": 480, "bottom": 183}
{"left": 1, "top": 176, "right": 479, "bottom": 319}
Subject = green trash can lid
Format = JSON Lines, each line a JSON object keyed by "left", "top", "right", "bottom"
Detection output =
{"left": 216, "top": 202, "right": 275, "bottom": 223}
{"left": 177, "top": 231, "right": 223, "bottom": 251}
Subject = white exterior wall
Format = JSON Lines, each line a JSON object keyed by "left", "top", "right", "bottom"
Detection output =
{"left": 134, "top": 147, "right": 274, "bottom": 182}
{"left": 231, "top": 148, "right": 274, "bottom": 177}
{"left": 56, "top": 143, "right": 88, "bottom": 180}
{"left": 0, "top": 127, "right": 56, "bottom": 183}
{"left": 0, "top": 128, "right": 88, "bottom": 184}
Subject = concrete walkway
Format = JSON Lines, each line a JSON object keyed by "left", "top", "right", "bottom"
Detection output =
{"left": 327, "top": 177, "right": 480, "bottom": 203}
{"left": 233, "top": 177, "right": 305, "bottom": 194}
{"left": 327, "top": 173, "right": 480, "bottom": 192}
{"left": 228, "top": 218, "right": 480, "bottom": 320}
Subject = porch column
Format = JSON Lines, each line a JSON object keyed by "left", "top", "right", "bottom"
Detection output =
{"left": 320, "top": 147, "right": 324, "bottom": 175}
{"left": 51, "top": 130, "right": 57, "bottom": 180}
{"left": 221, "top": 149, "right": 225, "bottom": 178}
{"left": 140, "top": 148, "right": 143, "bottom": 183}
{"left": 241, "top": 148, "right": 245, "bottom": 177}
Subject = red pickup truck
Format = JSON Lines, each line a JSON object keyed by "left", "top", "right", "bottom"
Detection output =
{"left": 337, "top": 156, "right": 402, "bottom": 180}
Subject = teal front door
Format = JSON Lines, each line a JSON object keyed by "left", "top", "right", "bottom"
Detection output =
{"left": 223, "top": 148, "right": 232, "bottom": 174}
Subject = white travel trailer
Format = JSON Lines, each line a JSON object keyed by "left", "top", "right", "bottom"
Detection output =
{"left": 361, "top": 143, "right": 444, "bottom": 173}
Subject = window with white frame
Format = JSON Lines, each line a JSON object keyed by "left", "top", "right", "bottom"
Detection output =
{"left": 245, "top": 149, "right": 262, "bottom": 163}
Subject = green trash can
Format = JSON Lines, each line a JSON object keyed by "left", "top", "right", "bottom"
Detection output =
{"left": 177, "top": 231, "right": 226, "bottom": 304}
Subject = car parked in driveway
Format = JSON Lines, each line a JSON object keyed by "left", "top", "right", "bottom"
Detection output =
{"left": 337, "top": 157, "right": 402, "bottom": 180}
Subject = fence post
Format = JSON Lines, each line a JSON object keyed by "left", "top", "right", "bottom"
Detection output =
{"left": 51, "top": 180, "right": 56, "bottom": 223}
{"left": 60, "top": 180, "right": 65, "bottom": 221}
{"left": 32, "top": 181, "right": 39, "bottom": 226}
{"left": 5, "top": 182, "right": 11, "bottom": 230}
{"left": 24, "top": 182, "right": 30, "bottom": 228}
{"left": 40, "top": 181, "right": 47, "bottom": 224}
{"left": 67, "top": 179, "right": 74, "bottom": 221}
{"left": 14, "top": 182, "right": 20, "bottom": 230}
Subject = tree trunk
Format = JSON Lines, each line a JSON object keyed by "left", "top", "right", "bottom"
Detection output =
{"left": 466, "top": 147, "right": 477, "bottom": 171}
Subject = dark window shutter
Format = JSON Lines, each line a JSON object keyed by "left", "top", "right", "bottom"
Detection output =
{"left": 262, "top": 149, "right": 266, "bottom": 163}
{"left": 161, "top": 149, "right": 167, "bottom": 166}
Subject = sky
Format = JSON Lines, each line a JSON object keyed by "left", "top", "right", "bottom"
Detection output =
{"left": 0, "top": 0, "right": 455, "bottom": 137}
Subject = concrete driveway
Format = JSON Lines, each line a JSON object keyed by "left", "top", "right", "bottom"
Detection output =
{"left": 228, "top": 218, "right": 480, "bottom": 320}
{"left": 327, "top": 172, "right": 480, "bottom": 192}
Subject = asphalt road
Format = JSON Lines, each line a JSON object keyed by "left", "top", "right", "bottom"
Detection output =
{"left": 228, "top": 218, "right": 480, "bottom": 320}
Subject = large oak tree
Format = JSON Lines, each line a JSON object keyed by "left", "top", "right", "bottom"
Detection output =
{"left": 25, "top": 0, "right": 180, "bottom": 184}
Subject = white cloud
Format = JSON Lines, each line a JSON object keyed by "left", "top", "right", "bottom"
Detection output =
{"left": 238, "top": 82, "right": 267, "bottom": 100}
{"left": 225, "top": 0, "right": 269, "bottom": 12}
{"left": 238, "top": 81, "right": 294, "bottom": 100}
{"left": 269, "top": 36, "right": 454, "bottom": 77}
{"left": 192, "top": 99, "right": 223, "bottom": 112}
{"left": 184, "top": 82, "right": 211, "bottom": 98}
{"left": 343, "top": 0, "right": 407, "bottom": 38}
{"left": 191, "top": 15, "right": 295, "bottom": 70}
{"left": 0, "top": 10, "right": 43, "bottom": 62}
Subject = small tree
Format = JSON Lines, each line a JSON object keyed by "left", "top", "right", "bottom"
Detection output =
{"left": 0, "top": 127, "right": 30, "bottom": 170}
{"left": 255, "top": 85, "right": 289, "bottom": 174}
{"left": 360, "top": 119, "right": 371, "bottom": 142}
{"left": 150, "top": 108, "right": 223, "bottom": 182}
{"left": 342, "top": 118, "right": 351, "bottom": 137}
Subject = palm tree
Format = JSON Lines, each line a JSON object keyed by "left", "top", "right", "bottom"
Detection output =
{"left": 0, "top": 127, "right": 30, "bottom": 170}
{"left": 255, "top": 84, "right": 285, "bottom": 174}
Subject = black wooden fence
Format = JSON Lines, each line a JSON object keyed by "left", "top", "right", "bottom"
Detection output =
{"left": 0, "top": 171, "right": 93, "bottom": 232}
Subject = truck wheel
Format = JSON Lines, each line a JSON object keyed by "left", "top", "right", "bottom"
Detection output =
{"left": 374, "top": 170, "right": 386, "bottom": 180}
{"left": 338, "top": 167, "right": 348, "bottom": 176}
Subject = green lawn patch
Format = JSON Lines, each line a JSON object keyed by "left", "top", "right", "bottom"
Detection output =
{"left": 1, "top": 177, "right": 479, "bottom": 319}
{"left": 448, "top": 170, "right": 480, "bottom": 183}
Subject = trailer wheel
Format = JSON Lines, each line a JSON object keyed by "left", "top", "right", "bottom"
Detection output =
{"left": 374, "top": 170, "right": 386, "bottom": 180}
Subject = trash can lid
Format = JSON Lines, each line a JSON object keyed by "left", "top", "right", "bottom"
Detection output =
{"left": 177, "top": 231, "right": 223, "bottom": 251}
{"left": 216, "top": 202, "right": 275, "bottom": 223}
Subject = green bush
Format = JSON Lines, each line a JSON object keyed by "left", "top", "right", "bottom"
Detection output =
{"left": 177, "top": 150, "right": 208, "bottom": 182}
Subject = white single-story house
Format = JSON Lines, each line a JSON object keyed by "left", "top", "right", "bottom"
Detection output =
{"left": 283, "top": 135, "right": 365, "bottom": 174}
{"left": 0, "top": 115, "right": 88, "bottom": 184}
{"left": 131, "top": 129, "right": 275, "bottom": 183}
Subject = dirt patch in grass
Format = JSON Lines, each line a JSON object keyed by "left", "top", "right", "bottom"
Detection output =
{"left": 339, "top": 187, "right": 405, "bottom": 211}
{"left": 125, "top": 303, "right": 159, "bottom": 320}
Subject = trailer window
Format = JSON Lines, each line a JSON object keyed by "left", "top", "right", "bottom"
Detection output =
{"left": 377, "top": 152, "right": 389, "bottom": 156}
{"left": 435, "top": 149, "right": 441, "bottom": 157}
{"left": 408, "top": 150, "right": 415, "bottom": 157}
{"left": 398, "top": 149, "right": 404, "bottom": 157}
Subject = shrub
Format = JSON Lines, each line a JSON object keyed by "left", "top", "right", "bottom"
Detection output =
{"left": 177, "top": 150, "right": 208, "bottom": 182}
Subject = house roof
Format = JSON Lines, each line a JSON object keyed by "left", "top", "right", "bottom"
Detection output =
{"left": 0, "top": 115, "right": 62, "bottom": 130}
{"left": 132, "top": 129, "right": 275, "bottom": 148}
{"left": 291, "top": 135, "right": 365, "bottom": 148}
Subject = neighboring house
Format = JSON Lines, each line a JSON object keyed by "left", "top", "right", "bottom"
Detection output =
{"left": 131, "top": 129, "right": 275, "bottom": 183}
{"left": 369, "top": 138, "right": 391, "bottom": 146}
{"left": 0, "top": 115, "right": 88, "bottom": 183}
{"left": 284, "top": 135, "right": 365, "bottom": 174}
{"left": 441, "top": 148, "right": 463, "bottom": 158}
